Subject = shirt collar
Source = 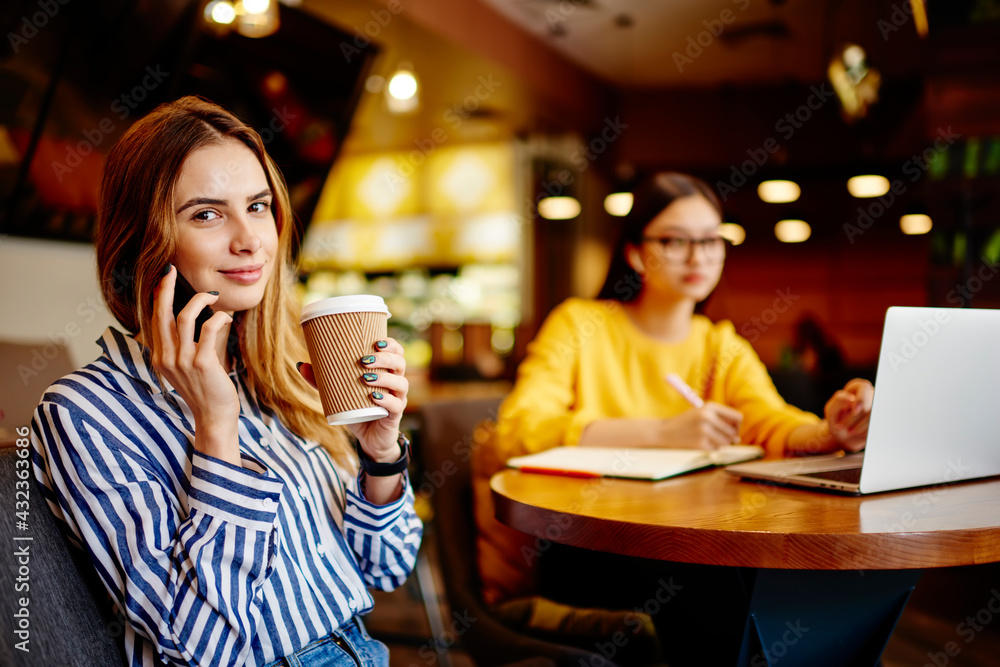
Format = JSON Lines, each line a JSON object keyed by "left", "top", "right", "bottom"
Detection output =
{"left": 97, "top": 326, "right": 243, "bottom": 396}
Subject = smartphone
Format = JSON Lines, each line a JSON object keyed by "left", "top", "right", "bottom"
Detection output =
{"left": 171, "top": 269, "right": 214, "bottom": 343}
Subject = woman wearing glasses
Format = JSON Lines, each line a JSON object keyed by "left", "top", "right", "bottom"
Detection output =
{"left": 479, "top": 172, "right": 874, "bottom": 665}
{"left": 496, "top": 171, "right": 872, "bottom": 460}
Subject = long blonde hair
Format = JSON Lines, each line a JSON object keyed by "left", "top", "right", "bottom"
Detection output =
{"left": 95, "top": 96, "right": 351, "bottom": 466}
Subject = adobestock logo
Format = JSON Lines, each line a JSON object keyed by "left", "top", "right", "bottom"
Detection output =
{"left": 879, "top": 0, "right": 920, "bottom": 41}
{"left": 886, "top": 310, "right": 950, "bottom": 372}
{"left": 568, "top": 116, "right": 629, "bottom": 172}
{"left": 339, "top": 0, "right": 412, "bottom": 63}
{"left": 843, "top": 127, "right": 960, "bottom": 244}
{"left": 50, "top": 64, "right": 171, "bottom": 183}
{"left": 749, "top": 620, "right": 810, "bottom": 666}
{"left": 7, "top": 0, "right": 71, "bottom": 54}
{"left": 945, "top": 256, "right": 1000, "bottom": 308}
{"left": 671, "top": 0, "right": 751, "bottom": 73}
{"left": 738, "top": 288, "right": 800, "bottom": 344}
{"left": 924, "top": 587, "right": 1000, "bottom": 667}
{"left": 384, "top": 73, "right": 504, "bottom": 192}
{"left": 715, "top": 85, "right": 835, "bottom": 202}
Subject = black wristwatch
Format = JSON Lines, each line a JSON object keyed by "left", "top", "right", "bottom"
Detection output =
{"left": 355, "top": 432, "right": 410, "bottom": 477}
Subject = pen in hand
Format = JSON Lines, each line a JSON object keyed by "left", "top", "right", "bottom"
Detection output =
{"left": 665, "top": 373, "right": 742, "bottom": 457}
{"left": 665, "top": 373, "right": 705, "bottom": 409}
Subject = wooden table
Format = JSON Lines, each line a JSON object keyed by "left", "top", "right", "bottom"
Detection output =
{"left": 491, "top": 468, "right": 1000, "bottom": 666}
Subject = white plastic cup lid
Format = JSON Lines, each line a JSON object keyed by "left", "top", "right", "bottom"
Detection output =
{"left": 300, "top": 295, "right": 391, "bottom": 324}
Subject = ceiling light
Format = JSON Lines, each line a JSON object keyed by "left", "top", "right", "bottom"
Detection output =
{"left": 719, "top": 223, "right": 746, "bottom": 246}
{"left": 235, "top": 0, "right": 278, "bottom": 38}
{"left": 757, "top": 180, "right": 801, "bottom": 203}
{"left": 538, "top": 196, "right": 581, "bottom": 220}
{"left": 775, "top": 220, "right": 811, "bottom": 243}
{"left": 386, "top": 65, "right": 419, "bottom": 113}
{"left": 847, "top": 175, "right": 890, "bottom": 198}
{"left": 205, "top": 0, "right": 236, "bottom": 24}
{"left": 388, "top": 71, "right": 417, "bottom": 100}
{"left": 604, "top": 192, "right": 633, "bottom": 216}
{"left": 900, "top": 214, "right": 932, "bottom": 235}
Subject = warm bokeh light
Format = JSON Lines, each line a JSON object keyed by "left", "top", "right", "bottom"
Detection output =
{"left": 847, "top": 175, "right": 890, "bottom": 198}
{"left": 775, "top": 219, "right": 811, "bottom": 243}
{"left": 900, "top": 214, "right": 932, "bottom": 235}
{"left": 910, "top": 0, "right": 929, "bottom": 37}
{"left": 386, "top": 67, "right": 419, "bottom": 113}
{"left": 604, "top": 192, "right": 633, "bottom": 216}
{"left": 387, "top": 70, "right": 418, "bottom": 101}
{"left": 235, "top": 0, "right": 278, "bottom": 37}
{"left": 843, "top": 44, "right": 866, "bottom": 69}
{"left": 206, "top": 0, "right": 235, "bottom": 24}
{"left": 491, "top": 327, "right": 515, "bottom": 354}
{"left": 538, "top": 196, "right": 581, "bottom": 220}
{"left": 718, "top": 222, "right": 746, "bottom": 246}
{"left": 242, "top": 0, "right": 270, "bottom": 14}
{"left": 757, "top": 180, "right": 801, "bottom": 203}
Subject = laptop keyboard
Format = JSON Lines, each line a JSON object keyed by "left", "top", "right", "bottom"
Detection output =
{"left": 803, "top": 467, "right": 863, "bottom": 485}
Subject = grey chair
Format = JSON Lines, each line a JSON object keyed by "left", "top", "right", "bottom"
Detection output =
{"left": 0, "top": 444, "right": 126, "bottom": 666}
{"left": 418, "top": 397, "right": 620, "bottom": 667}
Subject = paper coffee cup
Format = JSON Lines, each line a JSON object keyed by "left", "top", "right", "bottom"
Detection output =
{"left": 301, "top": 295, "right": 391, "bottom": 425}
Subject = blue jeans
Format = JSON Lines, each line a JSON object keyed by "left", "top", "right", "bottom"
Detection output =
{"left": 264, "top": 618, "right": 389, "bottom": 667}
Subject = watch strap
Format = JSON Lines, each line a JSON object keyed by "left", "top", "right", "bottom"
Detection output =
{"left": 355, "top": 432, "right": 410, "bottom": 477}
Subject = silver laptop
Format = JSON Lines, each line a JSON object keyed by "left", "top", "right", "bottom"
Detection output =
{"left": 726, "top": 306, "right": 1000, "bottom": 494}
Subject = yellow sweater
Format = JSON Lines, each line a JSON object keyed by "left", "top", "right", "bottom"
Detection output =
{"left": 496, "top": 298, "right": 819, "bottom": 460}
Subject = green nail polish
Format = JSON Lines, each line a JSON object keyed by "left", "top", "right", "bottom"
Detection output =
{"left": 296, "top": 361, "right": 304, "bottom": 371}
{"left": 363, "top": 373, "right": 378, "bottom": 382}
{"left": 375, "top": 340, "right": 388, "bottom": 349}
{"left": 162, "top": 263, "right": 172, "bottom": 277}
{"left": 208, "top": 291, "right": 219, "bottom": 296}
{"left": 372, "top": 391, "right": 384, "bottom": 400}
{"left": 361, "top": 355, "right": 376, "bottom": 365}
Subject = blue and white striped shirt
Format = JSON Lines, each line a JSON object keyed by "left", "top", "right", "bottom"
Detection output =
{"left": 30, "top": 326, "right": 422, "bottom": 666}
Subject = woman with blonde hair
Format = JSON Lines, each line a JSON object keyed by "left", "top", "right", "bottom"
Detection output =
{"left": 31, "top": 96, "right": 421, "bottom": 666}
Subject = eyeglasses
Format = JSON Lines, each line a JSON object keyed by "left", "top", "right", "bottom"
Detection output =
{"left": 642, "top": 235, "right": 727, "bottom": 262}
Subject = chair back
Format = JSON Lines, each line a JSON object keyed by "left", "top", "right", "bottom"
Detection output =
{"left": 418, "top": 397, "right": 618, "bottom": 666}
{"left": 419, "top": 397, "right": 501, "bottom": 608}
{"left": 0, "top": 444, "right": 126, "bottom": 666}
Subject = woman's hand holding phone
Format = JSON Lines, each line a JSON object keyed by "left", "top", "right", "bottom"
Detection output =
{"left": 172, "top": 270, "right": 215, "bottom": 343}
{"left": 151, "top": 265, "right": 243, "bottom": 466}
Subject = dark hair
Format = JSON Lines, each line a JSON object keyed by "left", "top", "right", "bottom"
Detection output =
{"left": 595, "top": 171, "right": 723, "bottom": 302}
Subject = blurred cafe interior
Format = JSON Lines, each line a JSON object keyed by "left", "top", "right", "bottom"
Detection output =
{"left": 2, "top": 0, "right": 1000, "bottom": 664}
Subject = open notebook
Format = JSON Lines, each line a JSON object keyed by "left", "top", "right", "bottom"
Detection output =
{"left": 507, "top": 445, "right": 764, "bottom": 480}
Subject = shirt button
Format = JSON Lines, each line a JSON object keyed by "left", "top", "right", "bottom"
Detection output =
{"left": 298, "top": 487, "right": 308, "bottom": 500}
{"left": 348, "top": 599, "right": 357, "bottom": 611}
{"left": 261, "top": 498, "right": 275, "bottom": 511}
{"left": 317, "top": 544, "right": 326, "bottom": 556}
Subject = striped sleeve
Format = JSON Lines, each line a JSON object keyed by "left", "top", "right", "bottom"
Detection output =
{"left": 343, "top": 473, "right": 422, "bottom": 591}
{"left": 32, "top": 400, "right": 283, "bottom": 667}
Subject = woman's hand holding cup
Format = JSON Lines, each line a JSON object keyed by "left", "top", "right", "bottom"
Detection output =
{"left": 297, "top": 338, "right": 409, "bottom": 461}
